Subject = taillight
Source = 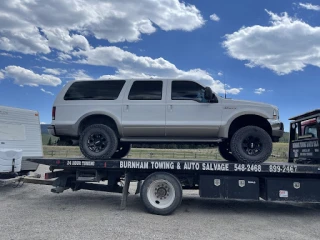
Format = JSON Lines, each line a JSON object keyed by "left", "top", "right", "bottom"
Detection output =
{"left": 52, "top": 106, "right": 56, "bottom": 120}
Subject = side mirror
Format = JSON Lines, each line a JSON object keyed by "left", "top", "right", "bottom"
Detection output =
{"left": 204, "top": 87, "right": 213, "bottom": 100}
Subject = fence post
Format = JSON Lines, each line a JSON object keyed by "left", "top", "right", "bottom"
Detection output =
{"left": 51, "top": 150, "right": 53, "bottom": 156}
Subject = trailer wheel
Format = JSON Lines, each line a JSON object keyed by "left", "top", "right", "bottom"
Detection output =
{"left": 79, "top": 124, "right": 118, "bottom": 160}
{"left": 230, "top": 125, "right": 272, "bottom": 164}
{"left": 141, "top": 172, "right": 182, "bottom": 215}
{"left": 111, "top": 143, "right": 131, "bottom": 159}
{"left": 218, "top": 141, "right": 237, "bottom": 162}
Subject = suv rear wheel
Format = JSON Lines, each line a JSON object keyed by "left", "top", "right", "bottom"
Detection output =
{"left": 230, "top": 125, "right": 272, "bottom": 164}
{"left": 79, "top": 124, "right": 118, "bottom": 160}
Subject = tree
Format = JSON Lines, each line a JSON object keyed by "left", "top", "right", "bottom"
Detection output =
{"left": 48, "top": 137, "right": 52, "bottom": 146}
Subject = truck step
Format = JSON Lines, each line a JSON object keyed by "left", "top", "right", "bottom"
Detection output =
{"left": 120, "top": 137, "right": 223, "bottom": 143}
{"left": 76, "top": 170, "right": 100, "bottom": 182}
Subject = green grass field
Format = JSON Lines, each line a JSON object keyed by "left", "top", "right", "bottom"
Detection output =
{"left": 43, "top": 142, "right": 289, "bottom": 162}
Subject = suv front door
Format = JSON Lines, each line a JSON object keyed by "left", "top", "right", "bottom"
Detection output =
{"left": 165, "top": 80, "right": 222, "bottom": 138}
{"left": 121, "top": 80, "right": 166, "bottom": 137}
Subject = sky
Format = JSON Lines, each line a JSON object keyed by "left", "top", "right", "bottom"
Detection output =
{"left": 1, "top": 0, "right": 320, "bottom": 131}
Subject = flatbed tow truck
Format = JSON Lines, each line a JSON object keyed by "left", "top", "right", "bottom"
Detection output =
{"left": 25, "top": 110, "right": 320, "bottom": 215}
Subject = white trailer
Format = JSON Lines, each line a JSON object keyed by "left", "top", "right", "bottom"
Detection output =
{"left": 0, "top": 105, "right": 43, "bottom": 174}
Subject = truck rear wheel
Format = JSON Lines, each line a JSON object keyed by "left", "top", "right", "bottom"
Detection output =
{"left": 79, "top": 124, "right": 118, "bottom": 160}
{"left": 230, "top": 126, "right": 272, "bottom": 164}
{"left": 141, "top": 172, "right": 182, "bottom": 215}
{"left": 111, "top": 143, "right": 131, "bottom": 159}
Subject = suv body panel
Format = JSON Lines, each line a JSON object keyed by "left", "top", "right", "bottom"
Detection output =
{"left": 49, "top": 79, "right": 284, "bottom": 142}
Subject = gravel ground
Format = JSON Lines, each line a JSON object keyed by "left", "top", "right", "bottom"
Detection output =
{"left": 1, "top": 166, "right": 320, "bottom": 240}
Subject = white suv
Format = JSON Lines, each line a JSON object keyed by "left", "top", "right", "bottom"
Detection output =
{"left": 48, "top": 79, "right": 284, "bottom": 163}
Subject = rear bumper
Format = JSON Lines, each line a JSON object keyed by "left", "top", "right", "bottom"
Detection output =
{"left": 48, "top": 124, "right": 78, "bottom": 137}
{"left": 47, "top": 125, "right": 56, "bottom": 136}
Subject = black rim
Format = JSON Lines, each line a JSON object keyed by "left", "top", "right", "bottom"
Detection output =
{"left": 241, "top": 136, "right": 262, "bottom": 156}
{"left": 87, "top": 133, "right": 108, "bottom": 153}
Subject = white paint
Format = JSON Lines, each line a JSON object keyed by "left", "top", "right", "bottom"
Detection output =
{"left": 0, "top": 123, "right": 26, "bottom": 141}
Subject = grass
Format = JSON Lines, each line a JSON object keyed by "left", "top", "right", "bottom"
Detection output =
{"left": 42, "top": 142, "right": 289, "bottom": 162}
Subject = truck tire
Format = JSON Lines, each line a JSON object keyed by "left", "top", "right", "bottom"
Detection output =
{"left": 79, "top": 124, "right": 118, "bottom": 160}
{"left": 230, "top": 126, "right": 272, "bottom": 164}
{"left": 218, "top": 141, "right": 237, "bottom": 162}
{"left": 111, "top": 143, "right": 131, "bottom": 159}
{"left": 141, "top": 172, "right": 182, "bottom": 215}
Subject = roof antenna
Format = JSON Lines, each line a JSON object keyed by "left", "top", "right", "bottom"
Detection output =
{"left": 223, "top": 72, "right": 227, "bottom": 99}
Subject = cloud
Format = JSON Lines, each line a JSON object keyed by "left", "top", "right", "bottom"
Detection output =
{"left": 223, "top": 10, "right": 320, "bottom": 75}
{"left": 0, "top": 0, "right": 204, "bottom": 55}
{"left": 299, "top": 2, "right": 320, "bottom": 11}
{"left": 254, "top": 88, "right": 266, "bottom": 94}
{"left": 218, "top": 71, "right": 223, "bottom": 76}
{"left": 210, "top": 14, "right": 220, "bottom": 22}
{"left": 0, "top": 52, "right": 22, "bottom": 58}
{"left": 43, "top": 68, "right": 67, "bottom": 75}
{"left": 40, "top": 88, "right": 54, "bottom": 96}
{"left": 3, "top": 66, "right": 62, "bottom": 87}
{"left": 85, "top": 46, "right": 242, "bottom": 95}
{"left": 67, "top": 69, "right": 93, "bottom": 80}
{"left": 0, "top": 71, "right": 4, "bottom": 79}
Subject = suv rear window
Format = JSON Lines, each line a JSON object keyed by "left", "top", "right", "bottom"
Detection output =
{"left": 64, "top": 80, "right": 125, "bottom": 100}
{"left": 128, "top": 81, "right": 163, "bottom": 100}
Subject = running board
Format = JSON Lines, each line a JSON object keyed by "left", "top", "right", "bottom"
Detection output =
{"left": 120, "top": 138, "right": 222, "bottom": 143}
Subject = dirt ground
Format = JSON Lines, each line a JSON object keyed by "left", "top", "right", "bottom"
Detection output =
{"left": 1, "top": 164, "right": 320, "bottom": 240}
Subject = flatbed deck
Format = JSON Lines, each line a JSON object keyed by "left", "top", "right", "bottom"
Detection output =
{"left": 26, "top": 157, "right": 320, "bottom": 215}
{"left": 28, "top": 158, "right": 320, "bottom": 175}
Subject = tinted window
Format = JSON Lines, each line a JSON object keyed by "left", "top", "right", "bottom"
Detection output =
{"left": 128, "top": 81, "right": 163, "bottom": 100}
{"left": 172, "top": 81, "right": 208, "bottom": 102}
{"left": 64, "top": 80, "right": 125, "bottom": 100}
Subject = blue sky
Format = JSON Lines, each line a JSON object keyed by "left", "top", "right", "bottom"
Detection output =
{"left": 1, "top": 0, "right": 320, "bottom": 131}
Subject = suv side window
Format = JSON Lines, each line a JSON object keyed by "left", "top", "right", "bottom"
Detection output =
{"left": 64, "top": 80, "right": 125, "bottom": 100}
{"left": 171, "top": 81, "right": 208, "bottom": 102}
{"left": 128, "top": 81, "right": 163, "bottom": 100}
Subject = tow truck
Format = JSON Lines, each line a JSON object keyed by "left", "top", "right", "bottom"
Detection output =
{"left": 25, "top": 109, "right": 320, "bottom": 215}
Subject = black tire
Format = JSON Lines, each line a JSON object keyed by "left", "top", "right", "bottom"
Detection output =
{"left": 79, "top": 124, "right": 118, "bottom": 160}
{"left": 230, "top": 126, "right": 272, "bottom": 164}
{"left": 141, "top": 172, "right": 182, "bottom": 215}
{"left": 218, "top": 141, "right": 237, "bottom": 162}
{"left": 112, "top": 143, "right": 131, "bottom": 159}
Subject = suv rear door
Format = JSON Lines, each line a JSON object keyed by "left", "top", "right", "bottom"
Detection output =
{"left": 121, "top": 80, "right": 166, "bottom": 137}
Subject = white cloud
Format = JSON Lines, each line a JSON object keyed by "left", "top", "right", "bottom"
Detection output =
{"left": 0, "top": 0, "right": 204, "bottom": 54}
{"left": 3, "top": 66, "right": 62, "bottom": 87}
{"left": 0, "top": 52, "right": 22, "bottom": 58}
{"left": 210, "top": 14, "right": 220, "bottom": 22}
{"left": 85, "top": 46, "right": 242, "bottom": 95}
{"left": 43, "top": 68, "right": 67, "bottom": 75}
{"left": 254, "top": 88, "right": 266, "bottom": 94}
{"left": 40, "top": 88, "right": 54, "bottom": 96}
{"left": 218, "top": 71, "right": 223, "bottom": 76}
{"left": 299, "top": 3, "right": 320, "bottom": 11}
{"left": 0, "top": 71, "right": 4, "bottom": 79}
{"left": 223, "top": 10, "right": 320, "bottom": 75}
{"left": 57, "top": 52, "right": 72, "bottom": 61}
{"left": 67, "top": 69, "right": 93, "bottom": 80}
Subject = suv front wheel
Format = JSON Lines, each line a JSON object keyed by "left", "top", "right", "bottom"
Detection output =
{"left": 79, "top": 124, "right": 118, "bottom": 160}
{"left": 230, "top": 125, "right": 272, "bottom": 164}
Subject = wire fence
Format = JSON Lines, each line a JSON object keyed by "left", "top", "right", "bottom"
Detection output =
{"left": 43, "top": 149, "right": 289, "bottom": 162}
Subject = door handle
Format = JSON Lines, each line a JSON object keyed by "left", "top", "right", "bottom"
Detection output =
{"left": 168, "top": 105, "right": 173, "bottom": 111}
{"left": 124, "top": 105, "right": 129, "bottom": 111}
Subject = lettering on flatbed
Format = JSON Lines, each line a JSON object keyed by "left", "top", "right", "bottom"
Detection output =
{"left": 63, "top": 160, "right": 302, "bottom": 174}
{"left": 67, "top": 161, "right": 95, "bottom": 166}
